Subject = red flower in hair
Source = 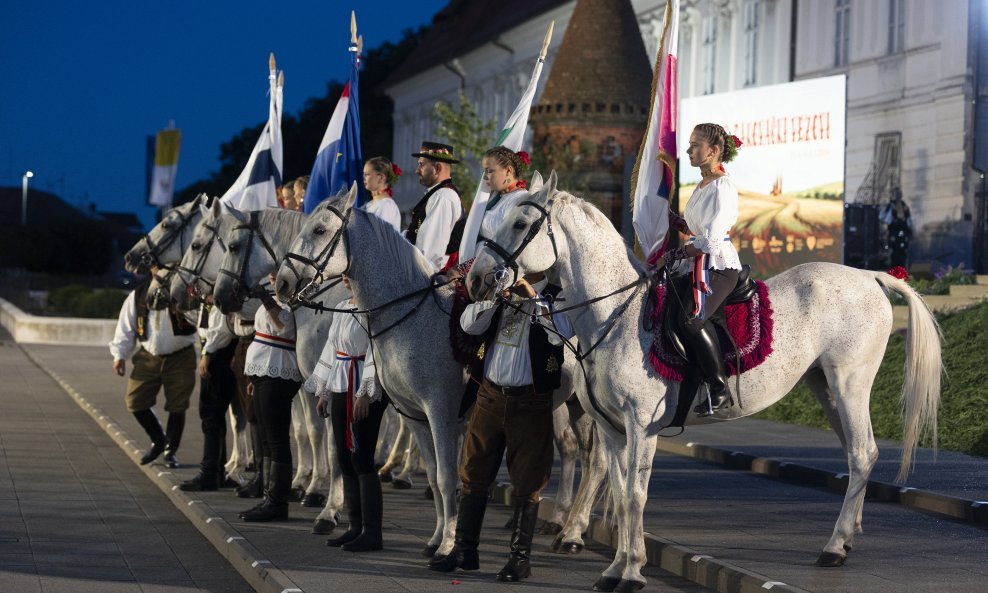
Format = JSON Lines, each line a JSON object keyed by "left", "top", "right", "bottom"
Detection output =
{"left": 516, "top": 151, "right": 531, "bottom": 167}
{"left": 391, "top": 163, "right": 402, "bottom": 177}
{"left": 731, "top": 135, "right": 743, "bottom": 148}
{"left": 887, "top": 266, "right": 909, "bottom": 281}
{"left": 517, "top": 180, "right": 527, "bottom": 189}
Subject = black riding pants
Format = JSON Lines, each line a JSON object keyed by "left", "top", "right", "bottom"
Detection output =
{"left": 331, "top": 391, "right": 387, "bottom": 477}
{"left": 198, "top": 340, "right": 238, "bottom": 474}
{"left": 682, "top": 267, "right": 740, "bottom": 334}
{"left": 250, "top": 376, "right": 300, "bottom": 466}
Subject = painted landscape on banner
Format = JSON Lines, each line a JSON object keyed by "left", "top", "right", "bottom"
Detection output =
{"left": 679, "top": 75, "right": 847, "bottom": 277}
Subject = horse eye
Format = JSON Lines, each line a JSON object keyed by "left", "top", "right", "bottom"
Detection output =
{"left": 191, "top": 242, "right": 201, "bottom": 251}
{"left": 313, "top": 227, "right": 326, "bottom": 236}
{"left": 228, "top": 243, "right": 239, "bottom": 253}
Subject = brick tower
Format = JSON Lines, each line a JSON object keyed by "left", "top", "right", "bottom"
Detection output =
{"left": 531, "top": 0, "right": 652, "bottom": 227}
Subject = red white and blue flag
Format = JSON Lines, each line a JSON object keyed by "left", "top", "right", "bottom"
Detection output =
{"left": 304, "top": 25, "right": 364, "bottom": 213}
{"left": 631, "top": 0, "right": 679, "bottom": 262}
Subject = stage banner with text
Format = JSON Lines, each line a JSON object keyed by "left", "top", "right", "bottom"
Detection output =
{"left": 678, "top": 75, "right": 846, "bottom": 277}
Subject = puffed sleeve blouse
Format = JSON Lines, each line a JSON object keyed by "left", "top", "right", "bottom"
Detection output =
{"left": 683, "top": 176, "right": 742, "bottom": 271}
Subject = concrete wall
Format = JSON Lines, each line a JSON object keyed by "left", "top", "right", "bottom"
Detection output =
{"left": 0, "top": 298, "right": 115, "bottom": 347}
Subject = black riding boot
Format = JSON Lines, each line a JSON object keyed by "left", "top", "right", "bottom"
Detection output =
{"left": 342, "top": 473, "right": 383, "bottom": 552}
{"left": 496, "top": 499, "right": 540, "bottom": 582}
{"left": 238, "top": 457, "right": 270, "bottom": 517}
{"left": 237, "top": 422, "right": 264, "bottom": 498}
{"left": 181, "top": 413, "right": 224, "bottom": 491}
{"left": 326, "top": 475, "right": 362, "bottom": 547}
{"left": 162, "top": 412, "right": 185, "bottom": 468}
{"left": 684, "top": 322, "right": 732, "bottom": 416}
{"left": 429, "top": 491, "right": 488, "bottom": 572}
{"left": 133, "top": 409, "right": 166, "bottom": 465}
{"left": 242, "top": 461, "right": 290, "bottom": 522}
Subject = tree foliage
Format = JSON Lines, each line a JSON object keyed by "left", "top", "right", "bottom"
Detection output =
{"left": 173, "top": 27, "right": 426, "bottom": 206}
{"left": 432, "top": 92, "right": 496, "bottom": 209}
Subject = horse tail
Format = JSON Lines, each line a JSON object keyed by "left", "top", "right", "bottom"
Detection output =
{"left": 874, "top": 273, "right": 943, "bottom": 483}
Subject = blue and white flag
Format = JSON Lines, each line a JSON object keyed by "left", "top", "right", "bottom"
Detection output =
{"left": 304, "top": 36, "right": 364, "bottom": 213}
{"left": 220, "top": 58, "right": 284, "bottom": 211}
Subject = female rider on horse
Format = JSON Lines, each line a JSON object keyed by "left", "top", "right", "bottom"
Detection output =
{"left": 639, "top": 123, "right": 744, "bottom": 416}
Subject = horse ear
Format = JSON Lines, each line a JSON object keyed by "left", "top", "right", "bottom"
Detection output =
{"left": 205, "top": 196, "right": 221, "bottom": 219}
{"left": 343, "top": 182, "right": 358, "bottom": 211}
{"left": 529, "top": 171, "right": 544, "bottom": 193}
{"left": 227, "top": 205, "right": 247, "bottom": 224}
{"left": 547, "top": 170, "right": 558, "bottom": 195}
{"left": 529, "top": 171, "right": 557, "bottom": 206}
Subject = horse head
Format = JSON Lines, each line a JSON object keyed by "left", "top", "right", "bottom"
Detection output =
{"left": 467, "top": 170, "right": 562, "bottom": 301}
{"left": 170, "top": 198, "right": 241, "bottom": 309}
{"left": 276, "top": 184, "right": 357, "bottom": 304}
{"left": 124, "top": 195, "right": 206, "bottom": 273}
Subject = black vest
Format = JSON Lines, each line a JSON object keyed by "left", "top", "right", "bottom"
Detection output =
{"left": 469, "top": 283, "right": 565, "bottom": 393}
{"left": 133, "top": 279, "right": 197, "bottom": 342}
{"left": 405, "top": 179, "right": 464, "bottom": 255}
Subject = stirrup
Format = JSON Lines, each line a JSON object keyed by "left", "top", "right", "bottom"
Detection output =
{"left": 694, "top": 390, "right": 732, "bottom": 417}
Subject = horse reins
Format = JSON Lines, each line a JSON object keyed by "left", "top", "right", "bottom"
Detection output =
{"left": 218, "top": 211, "right": 281, "bottom": 304}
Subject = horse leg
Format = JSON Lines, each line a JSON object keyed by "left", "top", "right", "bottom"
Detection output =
{"left": 378, "top": 413, "right": 407, "bottom": 482}
{"left": 593, "top": 431, "right": 629, "bottom": 592}
{"left": 314, "top": 415, "right": 345, "bottom": 533}
{"left": 393, "top": 428, "right": 420, "bottom": 489}
{"left": 543, "top": 404, "right": 578, "bottom": 535}
{"left": 407, "top": 419, "right": 451, "bottom": 558}
{"left": 302, "top": 393, "right": 331, "bottom": 505}
{"left": 614, "top": 429, "right": 657, "bottom": 591}
{"left": 290, "top": 397, "right": 313, "bottom": 499}
{"left": 554, "top": 416, "right": 605, "bottom": 553}
{"left": 224, "top": 407, "right": 249, "bottom": 485}
{"left": 816, "top": 363, "right": 880, "bottom": 567}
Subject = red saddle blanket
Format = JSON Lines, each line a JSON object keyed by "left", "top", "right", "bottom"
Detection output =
{"left": 647, "top": 279, "right": 774, "bottom": 382}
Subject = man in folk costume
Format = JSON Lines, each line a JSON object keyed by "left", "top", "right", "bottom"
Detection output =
{"left": 110, "top": 268, "right": 197, "bottom": 468}
{"left": 430, "top": 272, "right": 573, "bottom": 582}
{"left": 406, "top": 141, "right": 464, "bottom": 271}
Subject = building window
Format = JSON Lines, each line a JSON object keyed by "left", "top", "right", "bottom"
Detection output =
{"left": 702, "top": 14, "right": 717, "bottom": 95}
{"left": 743, "top": 0, "right": 760, "bottom": 86}
{"left": 835, "top": 0, "right": 851, "bottom": 67}
{"left": 887, "top": 0, "right": 905, "bottom": 54}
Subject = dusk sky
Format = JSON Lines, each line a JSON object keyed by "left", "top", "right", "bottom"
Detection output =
{"left": 1, "top": 0, "right": 448, "bottom": 228}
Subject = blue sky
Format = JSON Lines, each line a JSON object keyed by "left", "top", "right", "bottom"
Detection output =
{"left": 0, "top": 0, "right": 447, "bottom": 228}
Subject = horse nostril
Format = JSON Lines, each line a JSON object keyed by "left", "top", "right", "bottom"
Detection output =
{"left": 470, "top": 276, "right": 480, "bottom": 297}
{"left": 278, "top": 279, "right": 288, "bottom": 296}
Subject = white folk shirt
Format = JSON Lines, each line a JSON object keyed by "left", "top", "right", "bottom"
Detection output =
{"left": 683, "top": 176, "right": 742, "bottom": 271}
{"left": 460, "top": 279, "right": 573, "bottom": 387}
{"left": 477, "top": 189, "right": 528, "bottom": 247}
{"left": 306, "top": 298, "right": 379, "bottom": 402}
{"left": 244, "top": 304, "right": 302, "bottom": 382}
{"left": 413, "top": 184, "right": 462, "bottom": 271}
{"left": 364, "top": 197, "right": 401, "bottom": 232}
{"left": 109, "top": 291, "right": 196, "bottom": 360}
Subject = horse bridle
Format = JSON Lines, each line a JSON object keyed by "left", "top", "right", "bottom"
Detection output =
{"left": 175, "top": 219, "right": 227, "bottom": 300}
{"left": 480, "top": 199, "right": 558, "bottom": 290}
{"left": 282, "top": 204, "right": 352, "bottom": 304}
{"left": 217, "top": 211, "right": 281, "bottom": 303}
{"left": 141, "top": 206, "right": 195, "bottom": 270}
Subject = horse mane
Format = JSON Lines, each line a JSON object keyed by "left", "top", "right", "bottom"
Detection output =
{"left": 550, "top": 189, "right": 648, "bottom": 274}
{"left": 258, "top": 208, "right": 306, "bottom": 250}
{"left": 354, "top": 207, "right": 435, "bottom": 286}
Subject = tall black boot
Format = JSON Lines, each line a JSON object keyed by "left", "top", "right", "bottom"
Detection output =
{"left": 327, "top": 475, "right": 362, "bottom": 547}
{"left": 496, "top": 499, "right": 540, "bottom": 582}
{"left": 237, "top": 422, "right": 264, "bottom": 498}
{"left": 133, "top": 409, "right": 166, "bottom": 465}
{"left": 342, "top": 473, "right": 383, "bottom": 552}
{"left": 237, "top": 457, "right": 269, "bottom": 517}
{"left": 162, "top": 412, "right": 185, "bottom": 468}
{"left": 242, "top": 461, "right": 290, "bottom": 522}
{"left": 429, "top": 491, "right": 488, "bottom": 572}
{"left": 683, "top": 322, "right": 732, "bottom": 416}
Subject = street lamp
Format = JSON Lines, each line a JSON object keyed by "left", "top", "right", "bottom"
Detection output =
{"left": 21, "top": 171, "right": 33, "bottom": 227}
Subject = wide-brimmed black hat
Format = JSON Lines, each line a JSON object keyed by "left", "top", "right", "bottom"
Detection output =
{"left": 412, "top": 141, "right": 460, "bottom": 164}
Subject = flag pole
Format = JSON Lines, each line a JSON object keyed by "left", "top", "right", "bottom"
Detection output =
{"left": 351, "top": 11, "right": 358, "bottom": 45}
{"left": 540, "top": 21, "right": 554, "bottom": 61}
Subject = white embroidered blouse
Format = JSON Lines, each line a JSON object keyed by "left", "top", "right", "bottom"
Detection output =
{"left": 305, "top": 298, "right": 379, "bottom": 402}
{"left": 244, "top": 304, "right": 302, "bottom": 382}
{"left": 364, "top": 197, "right": 401, "bottom": 231}
{"left": 683, "top": 176, "right": 742, "bottom": 271}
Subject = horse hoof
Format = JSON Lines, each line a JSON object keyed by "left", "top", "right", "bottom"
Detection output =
{"left": 423, "top": 486, "right": 433, "bottom": 500}
{"left": 538, "top": 521, "right": 563, "bottom": 535}
{"left": 592, "top": 576, "right": 621, "bottom": 592}
{"left": 560, "top": 542, "right": 584, "bottom": 554}
{"left": 843, "top": 544, "right": 853, "bottom": 553}
{"left": 378, "top": 470, "right": 393, "bottom": 483}
{"left": 392, "top": 478, "right": 412, "bottom": 490}
{"left": 421, "top": 544, "right": 439, "bottom": 558}
{"left": 613, "top": 579, "right": 645, "bottom": 593}
{"left": 311, "top": 519, "right": 337, "bottom": 535}
{"left": 302, "top": 492, "right": 327, "bottom": 508}
{"left": 290, "top": 486, "right": 307, "bottom": 502}
{"left": 815, "top": 551, "right": 847, "bottom": 567}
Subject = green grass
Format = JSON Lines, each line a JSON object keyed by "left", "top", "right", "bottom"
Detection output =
{"left": 755, "top": 301, "right": 988, "bottom": 458}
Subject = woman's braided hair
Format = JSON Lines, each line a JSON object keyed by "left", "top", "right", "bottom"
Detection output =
{"left": 484, "top": 146, "right": 529, "bottom": 179}
{"left": 693, "top": 122, "right": 741, "bottom": 163}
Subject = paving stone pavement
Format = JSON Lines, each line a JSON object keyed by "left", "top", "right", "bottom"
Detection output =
{"left": 13, "top": 334, "right": 988, "bottom": 593}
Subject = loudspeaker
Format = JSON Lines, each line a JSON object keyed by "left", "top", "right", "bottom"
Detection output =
{"left": 843, "top": 203, "right": 884, "bottom": 270}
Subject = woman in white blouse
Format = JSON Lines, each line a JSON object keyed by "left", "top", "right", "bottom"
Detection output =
{"left": 362, "top": 157, "right": 402, "bottom": 231}
{"left": 307, "top": 275, "right": 385, "bottom": 552}
{"left": 239, "top": 275, "right": 302, "bottom": 522}
{"left": 661, "top": 123, "right": 744, "bottom": 416}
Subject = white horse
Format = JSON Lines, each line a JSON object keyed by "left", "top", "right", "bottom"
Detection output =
{"left": 466, "top": 173, "right": 942, "bottom": 592}
{"left": 172, "top": 202, "right": 346, "bottom": 532}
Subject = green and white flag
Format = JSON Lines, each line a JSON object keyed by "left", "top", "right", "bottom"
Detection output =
{"left": 458, "top": 22, "right": 554, "bottom": 260}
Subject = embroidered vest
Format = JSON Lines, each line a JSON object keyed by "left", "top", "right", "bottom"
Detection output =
{"left": 133, "top": 279, "right": 197, "bottom": 342}
{"left": 405, "top": 179, "right": 463, "bottom": 254}
{"left": 469, "top": 283, "right": 565, "bottom": 393}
